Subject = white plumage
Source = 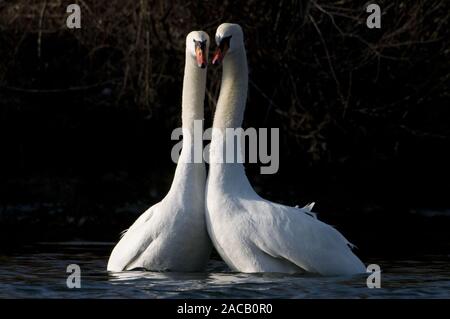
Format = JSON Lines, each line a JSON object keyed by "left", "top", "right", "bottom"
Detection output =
{"left": 107, "top": 31, "right": 212, "bottom": 272}
{"left": 206, "top": 23, "right": 365, "bottom": 276}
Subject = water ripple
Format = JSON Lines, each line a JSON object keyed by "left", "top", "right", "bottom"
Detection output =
{"left": 0, "top": 243, "right": 449, "bottom": 298}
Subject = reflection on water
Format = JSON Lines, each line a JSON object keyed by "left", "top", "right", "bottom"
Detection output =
{"left": 0, "top": 242, "right": 449, "bottom": 298}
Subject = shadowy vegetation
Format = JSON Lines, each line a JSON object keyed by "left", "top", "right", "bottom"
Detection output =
{"left": 0, "top": 1, "right": 449, "bottom": 251}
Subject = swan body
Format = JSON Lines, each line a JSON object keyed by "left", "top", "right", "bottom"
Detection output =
{"left": 206, "top": 23, "right": 365, "bottom": 276}
{"left": 107, "top": 31, "right": 211, "bottom": 272}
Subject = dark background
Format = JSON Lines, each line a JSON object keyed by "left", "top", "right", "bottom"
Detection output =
{"left": 0, "top": 0, "right": 449, "bottom": 259}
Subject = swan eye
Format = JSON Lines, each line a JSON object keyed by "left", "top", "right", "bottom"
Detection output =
{"left": 212, "top": 35, "right": 232, "bottom": 65}
{"left": 219, "top": 35, "right": 232, "bottom": 50}
{"left": 193, "top": 39, "right": 207, "bottom": 51}
{"left": 193, "top": 39, "right": 208, "bottom": 68}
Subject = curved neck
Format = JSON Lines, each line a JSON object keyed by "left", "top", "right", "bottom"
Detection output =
{"left": 178, "top": 55, "right": 206, "bottom": 165}
{"left": 209, "top": 47, "right": 251, "bottom": 191}
{"left": 213, "top": 49, "right": 248, "bottom": 130}
{"left": 168, "top": 54, "right": 206, "bottom": 195}
{"left": 182, "top": 55, "right": 206, "bottom": 132}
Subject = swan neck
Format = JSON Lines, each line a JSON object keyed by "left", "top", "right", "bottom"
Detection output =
{"left": 213, "top": 49, "right": 248, "bottom": 130}
{"left": 209, "top": 47, "right": 249, "bottom": 188}
{"left": 169, "top": 56, "right": 206, "bottom": 193}
{"left": 182, "top": 56, "right": 206, "bottom": 132}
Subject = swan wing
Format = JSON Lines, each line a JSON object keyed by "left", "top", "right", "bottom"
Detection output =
{"left": 118, "top": 203, "right": 157, "bottom": 238}
{"left": 250, "top": 201, "right": 365, "bottom": 275}
{"left": 107, "top": 203, "right": 159, "bottom": 271}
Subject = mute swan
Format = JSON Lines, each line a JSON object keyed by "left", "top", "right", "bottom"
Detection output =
{"left": 107, "top": 31, "right": 212, "bottom": 272}
{"left": 205, "top": 23, "right": 365, "bottom": 276}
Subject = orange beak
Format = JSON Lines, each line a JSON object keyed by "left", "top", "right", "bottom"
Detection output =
{"left": 195, "top": 46, "right": 207, "bottom": 68}
{"left": 212, "top": 36, "right": 231, "bottom": 66}
{"left": 212, "top": 47, "right": 224, "bottom": 66}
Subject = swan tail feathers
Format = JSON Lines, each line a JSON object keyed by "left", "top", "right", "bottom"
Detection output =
{"left": 303, "top": 202, "right": 315, "bottom": 212}
{"left": 119, "top": 229, "right": 129, "bottom": 238}
{"left": 303, "top": 202, "right": 317, "bottom": 219}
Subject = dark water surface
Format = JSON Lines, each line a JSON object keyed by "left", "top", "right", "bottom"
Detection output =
{"left": 0, "top": 242, "right": 449, "bottom": 298}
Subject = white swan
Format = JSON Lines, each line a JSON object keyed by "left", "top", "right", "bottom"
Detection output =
{"left": 205, "top": 23, "right": 366, "bottom": 276}
{"left": 107, "top": 31, "right": 212, "bottom": 272}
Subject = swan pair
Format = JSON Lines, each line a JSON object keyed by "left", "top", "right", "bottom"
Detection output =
{"left": 107, "top": 24, "right": 366, "bottom": 276}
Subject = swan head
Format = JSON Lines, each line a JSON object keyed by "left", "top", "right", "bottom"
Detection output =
{"left": 186, "top": 31, "right": 210, "bottom": 69}
{"left": 212, "top": 23, "right": 244, "bottom": 65}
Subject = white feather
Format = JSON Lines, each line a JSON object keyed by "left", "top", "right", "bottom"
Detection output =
{"left": 107, "top": 31, "right": 212, "bottom": 272}
{"left": 205, "top": 24, "right": 365, "bottom": 276}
